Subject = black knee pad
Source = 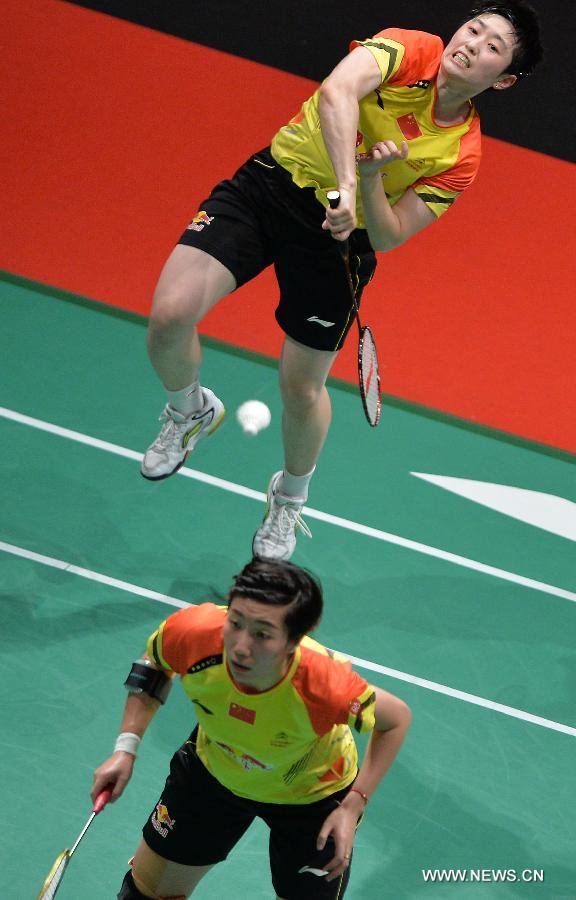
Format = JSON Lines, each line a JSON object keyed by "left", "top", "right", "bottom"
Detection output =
{"left": 117, "top": 870, "right": 151, "bottom": 900}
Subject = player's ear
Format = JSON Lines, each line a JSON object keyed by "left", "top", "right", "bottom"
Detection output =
{"left": 492, "top": 73, "right": 517, "bottom": 90}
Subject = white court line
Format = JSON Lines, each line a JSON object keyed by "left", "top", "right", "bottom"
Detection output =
{"left": 2, "top": 538, "right": 575, "bottom": 739}
{"left": 0, "top": 540, "right": 189, "bottom": 609}
{"left": 2, "top": 405, "right": 576, "bottom": 603}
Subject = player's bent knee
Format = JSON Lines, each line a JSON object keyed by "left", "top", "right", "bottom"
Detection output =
{"left": 148, "top": 292, "right": 203, "bottom": 335}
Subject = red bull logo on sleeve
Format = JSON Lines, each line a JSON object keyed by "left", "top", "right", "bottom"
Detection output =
{"left": 151, "top": 801, "right": 176, "bottom": 838}
{"left": 186, "top": 210, "right": 214, "bottom": 232}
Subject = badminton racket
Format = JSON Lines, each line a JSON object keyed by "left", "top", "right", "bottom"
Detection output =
{"left": 327, "top": 191, "right": 381, "bottom": 427}
{"left": 37, "top": 786, "right": 112, "bottom": 899}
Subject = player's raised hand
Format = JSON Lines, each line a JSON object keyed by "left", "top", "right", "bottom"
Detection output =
{"left": 357, "top": 140, "right": 409, "bottom": 175}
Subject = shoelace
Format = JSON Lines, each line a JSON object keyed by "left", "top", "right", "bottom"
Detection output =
{"left": 151, "top": 409, "right": 186, "bottom": 450}
{"left": 272, "top": 502, "right": 312, "bottom": 539}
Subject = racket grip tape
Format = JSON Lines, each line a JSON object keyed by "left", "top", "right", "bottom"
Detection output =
{"left": 93, "top": 786, "right": 113, "bottom": 814}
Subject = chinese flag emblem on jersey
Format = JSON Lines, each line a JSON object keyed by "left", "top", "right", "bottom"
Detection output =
{"left": 396, "top": 113, "right": 422, "bottom": 140}
{"left": 229, "top": 702, "right": 256, "bottom": 724}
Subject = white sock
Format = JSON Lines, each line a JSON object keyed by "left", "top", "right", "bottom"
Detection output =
{"left": 278, "top": 467, "right": 316, "bottom": 502}
{"left": 167, "top": 381, "right": 203, "bottom": 416}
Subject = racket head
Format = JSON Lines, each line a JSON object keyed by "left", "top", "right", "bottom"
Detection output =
{"left": 358, "top": 325, "right": 381, "bottom": 427}
{"left": 37, "top": 849, "right": 70, "bottom": 899}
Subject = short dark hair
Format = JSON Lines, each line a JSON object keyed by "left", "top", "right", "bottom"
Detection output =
{"left": 228, "top": 558, "right": 323, "bottom": 643}
{"left": 466, "top": 0, "right": 543, "bottom": 78}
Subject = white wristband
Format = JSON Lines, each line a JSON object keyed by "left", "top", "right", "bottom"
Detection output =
{"left": 114, "top": 732, "right": 141, "bottom": 756}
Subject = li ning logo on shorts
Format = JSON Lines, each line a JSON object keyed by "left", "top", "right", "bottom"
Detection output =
{"left": 186, "top": 210, "right": 214, "bottom": 232}
{"left": 151, "top": 802, "right": 176, "bottom": 838}
{"left": 307, "top": 316, "right": 335, "bottom": 328}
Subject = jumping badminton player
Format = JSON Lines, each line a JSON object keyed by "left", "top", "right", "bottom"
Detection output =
{"left": 92, "top": 559, "right": 411, "bottom": 899}
{"left": 141, "top": 2, "right": 542, "bottom": 560}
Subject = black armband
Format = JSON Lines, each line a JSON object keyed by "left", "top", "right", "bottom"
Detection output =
{"left": 124, "top": 658, "right": 172, "bottom": 704}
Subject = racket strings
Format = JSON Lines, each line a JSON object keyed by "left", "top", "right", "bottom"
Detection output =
{"left": 38, "top": 853, "right": 68, "bottom": 899}
{"left": 359, "top": 329, "right": 381, "bottom": 426}
{"left": 340, "top": 243, "right": 381, "bottom": 428}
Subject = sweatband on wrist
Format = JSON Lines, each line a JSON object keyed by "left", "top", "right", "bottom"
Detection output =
{"left": 114, "top": 732, "right": 141, "bottom": 756}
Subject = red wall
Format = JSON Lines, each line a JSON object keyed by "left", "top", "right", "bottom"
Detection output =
{"left": 2, "top": 0, "right": 575, "bottom": 452}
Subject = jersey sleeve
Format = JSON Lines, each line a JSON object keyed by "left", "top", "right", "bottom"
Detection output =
{"left": 346, "top": 681, "right": 377, "bottom": 734}
{"left": 411, "top": 182, "right": 461, "bottom": 218}
{"left": 350, "top": 28, "right": 443, "bottom": 87}
{"left": 349, "top": 31, "right": 405, "bottom": 84}
{"left": 146, "top": 603, "right": 225, "bottom": 675}
{"left": 296, "top": 643, "right": 377, "bottom": 735}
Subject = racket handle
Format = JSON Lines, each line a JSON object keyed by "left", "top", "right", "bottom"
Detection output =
{"left": 326, "top": 190, "right": 350, "bottom": 261}
{"left": 327, "top": 190, "right": 340, "bottom": 209}
{"left": 93, "top": 786, "right": 113, "bottom": 814}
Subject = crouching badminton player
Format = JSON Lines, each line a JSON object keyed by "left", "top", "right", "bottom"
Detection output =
{"left": 92, "top": 559, "right": 411, "bottom": 899}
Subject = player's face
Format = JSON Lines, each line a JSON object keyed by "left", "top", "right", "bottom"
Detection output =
{"left": 224, "top": 597, "right": 297, "bottom": 691}
{"left": 441, "top": 14, "right": 517, "bottom": 93}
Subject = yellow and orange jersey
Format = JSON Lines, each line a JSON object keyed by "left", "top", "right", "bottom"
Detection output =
{"left": 147, "top": 603, "right": 376, "bottom": 804}
{"left": 271, "top": 28, "right": 481, "bottom": 223}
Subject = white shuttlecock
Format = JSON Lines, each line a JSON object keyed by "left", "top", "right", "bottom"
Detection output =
{"left": 236, "top": 400, "right": 272, "bottom": 435}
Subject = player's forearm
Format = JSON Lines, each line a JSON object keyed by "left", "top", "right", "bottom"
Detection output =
{"left": 357, "top": 719, "right": 410, "bottom": 796}
{"left": 342, "top": 701, "right": 411, "bottom": 813}
{"left": 359, "top": 172, "right": 405, "bottom": 251}
{"left": 318, "top": 82, "right": 359, "bottom": 192}
{"left": 118, "top": 691, "right": 161, "bottom": 739}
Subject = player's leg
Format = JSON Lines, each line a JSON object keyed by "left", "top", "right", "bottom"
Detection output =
{"left": 117, "top": 841, "right": 214, "bottom": 898}
{"left": 252, "top": 337, "right": 337, "bottom": 561}
{"left": 141, "top": 245, "right": 234, "bottom": 480}
{"left": 280, "top": 336, "right": 337, "bottom": 477}
{"left": 142, "top": 155, "right": 273, "bottom": 482}
{"left": 118, "top": 741, "right": 256, "bottom": 898}
{"left": 148, "top": 244, "right": 236, "bottom": 391}
{"left": 252, "top": 215, "right": 378, "bottom": 560}
{"left": 252, "top": 176, "right": 371, "bottom": 560}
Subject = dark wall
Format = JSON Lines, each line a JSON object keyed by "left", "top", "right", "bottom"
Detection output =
{"left": 65, "top": 0, "right": 573, "bottom": 163}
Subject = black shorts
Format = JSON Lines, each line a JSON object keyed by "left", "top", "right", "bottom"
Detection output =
{"left": 178, "top": 147, "right": 377, "bottom": 352}
{"left": 142, "top": 734, "right": 361, "bottom": 899}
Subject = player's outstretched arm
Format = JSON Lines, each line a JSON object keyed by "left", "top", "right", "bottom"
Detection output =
{"left": 317, "top": 687, "right": 411, "bottom": 881}
{"left": 91, "top": 653, "right": 173, "bottom": 804}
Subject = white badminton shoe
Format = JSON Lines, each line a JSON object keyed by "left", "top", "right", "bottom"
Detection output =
{"left": 252, "top": 471, "right": 312, "bottom": 561}
{"left": 141, "top": 387, "right": 225, "bottom": 480}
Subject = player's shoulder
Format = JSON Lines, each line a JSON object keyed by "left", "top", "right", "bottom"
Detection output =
{"left": 297, "top": 636, "right": 359, "bottom": 691}
{"left": 292, "top": 638, "right": 372, "bottom": 734}
{"left": 155, "top": 602, "right": 225, "bottom": 671}
{"left": 378, "top": 28, "right": 444, "bottom": 85}
{"left": 165, "top": 602, "right": 226, "bottom": 633}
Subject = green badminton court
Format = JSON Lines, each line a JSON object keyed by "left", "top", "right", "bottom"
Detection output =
{"left": 2, "top": 275, "right": 575, "bottom": 899}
